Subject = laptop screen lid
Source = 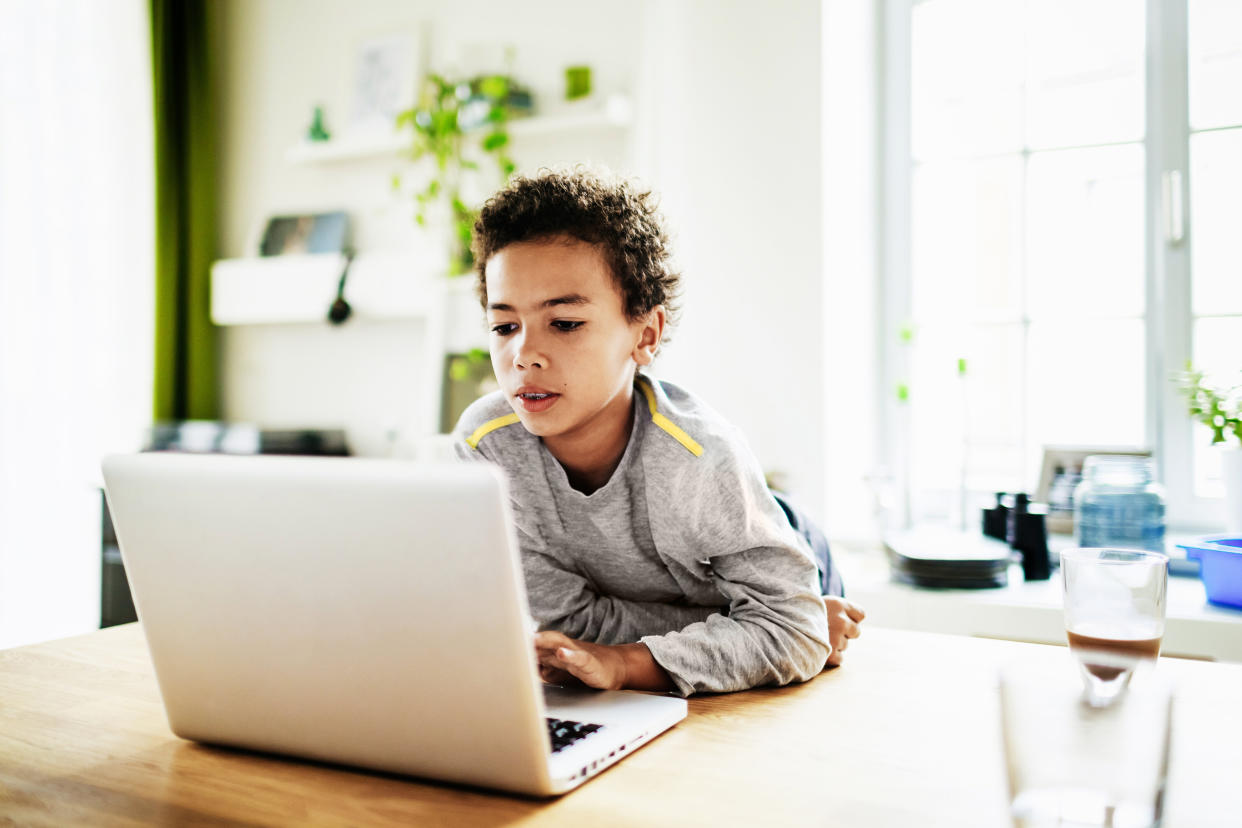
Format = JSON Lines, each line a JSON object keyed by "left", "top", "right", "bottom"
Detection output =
{"left": 101, "top": 452, "right": 554, "bottom": 794}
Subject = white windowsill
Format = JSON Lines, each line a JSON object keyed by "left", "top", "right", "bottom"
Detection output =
{"left": 837, "top": 526, "right": 1242, "bottom": 663}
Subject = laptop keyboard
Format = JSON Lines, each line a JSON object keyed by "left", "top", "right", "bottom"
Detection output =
{"left": 546, "top": 718, "right": 604, "bottom": 753}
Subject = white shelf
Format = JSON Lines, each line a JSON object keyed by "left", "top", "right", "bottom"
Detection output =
{"left": 284, "top": 96, "right": 632, "bottom": 166}
{"left": 285, "top": 133, "right": 407, "bottom": 165}
{"left": 210, "top": 253, "right": 442, "bottom": 325}
{"left": 507, "top": 95, "right": 633, "bottom": 137}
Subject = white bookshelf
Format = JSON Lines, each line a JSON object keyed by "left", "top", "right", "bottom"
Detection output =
{"left": 284, "top": 96, "right": 633, "bottom": 166}
{"left": 209, "top": 253, "right": 459, "bottom": 325}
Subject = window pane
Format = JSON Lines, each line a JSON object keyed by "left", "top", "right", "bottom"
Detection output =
{"left": 1026, "top": 145, "right": 1145, "bottom": 319}
{"left": 910, "top": 324, "right": 1025, "bottom": 494}
{"left": 903, "top": 0, "right": 1152, "bottom": 513}
{"left": 1189, "top": 0, "right": 1242, "bottom": 131}
{"left": 1193, "top": 435, "right": 1226, "bottom": 499}
{"left": 1026, "top": 319, "right": 1146, "bottom": 474}
{"left": 1191, "top": 317, "right": 1242, "bottom": 497}
{"left": 911, "top": 158, "right": 1023, "bottom": 324}
{"left": 1190, "top": 129, "right": 1242, "bottom": 315}
{"left": 1192, "top": 316, "right": 1242, "bottom": 381}
{"left": 1025, "top": 0, "right": 1145, "bottom": 150}
{"left": 911, "top": 0, "right": 1024, "bottom": 160}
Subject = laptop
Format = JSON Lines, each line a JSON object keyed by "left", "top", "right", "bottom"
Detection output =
{"left": 100, "top": 452, "right": 687, "bottom": 797}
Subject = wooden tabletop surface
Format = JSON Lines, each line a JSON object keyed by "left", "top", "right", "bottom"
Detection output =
{"left": 2, "top": 623, "right": 1240, "bottom": 826}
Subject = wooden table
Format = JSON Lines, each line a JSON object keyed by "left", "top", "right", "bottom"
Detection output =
{"left": 2, "top": 624, "right": 1240, "bottom": 826}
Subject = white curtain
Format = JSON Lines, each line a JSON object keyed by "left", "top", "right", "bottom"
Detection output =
{"left": 0, "top": 0, "right": 154, "bottom": 648}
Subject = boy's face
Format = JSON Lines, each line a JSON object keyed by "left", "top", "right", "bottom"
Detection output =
{"left": 484, "top": 237, "right": 662, "bottom": 446}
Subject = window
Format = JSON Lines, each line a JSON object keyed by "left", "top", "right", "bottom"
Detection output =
{"left": 882, "top": 0, "right": 1241, "bottom": 527}
{"left": 0, "top": 0, "right": 154, "bottom": 647}
{"left": 1187, "top": 0, "right": 1242, "bottom": 501}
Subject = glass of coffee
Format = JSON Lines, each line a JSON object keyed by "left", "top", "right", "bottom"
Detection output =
{"left": 1061, "top": 548, "right": 1168, "bottom": 707}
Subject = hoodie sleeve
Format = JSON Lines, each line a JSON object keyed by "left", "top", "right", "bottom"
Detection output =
{"left": 639, "top": 423, "right": 831, "bottom": 695}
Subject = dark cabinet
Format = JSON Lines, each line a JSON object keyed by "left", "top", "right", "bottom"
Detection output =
{"left": 99, "top": 425, "right": 350, "bottom": 628}
{"left": 100, "top": 489, "right": 137, "bottom": 628}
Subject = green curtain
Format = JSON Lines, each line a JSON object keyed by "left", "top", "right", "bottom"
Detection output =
{"left": 150, "top": 0, "right": 218, "bottom": 421}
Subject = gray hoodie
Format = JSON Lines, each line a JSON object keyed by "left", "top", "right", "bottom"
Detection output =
{"left": 453, "top": 374, "right": 831, "bottom": 696}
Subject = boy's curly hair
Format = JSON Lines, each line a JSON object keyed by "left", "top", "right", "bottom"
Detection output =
{"left": 471, "top": 167, "right": 680, "bottom": 342}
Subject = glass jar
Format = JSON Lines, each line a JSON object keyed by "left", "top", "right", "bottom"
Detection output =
{"left": 1073, "top": 456, "right": 1166, "bottom": 552}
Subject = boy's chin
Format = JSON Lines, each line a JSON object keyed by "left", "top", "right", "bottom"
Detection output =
{"left": 508, "top": 405, "right": 558, "bottom": 436}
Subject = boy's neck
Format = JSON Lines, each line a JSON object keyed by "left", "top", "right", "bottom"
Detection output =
{"left": 543, "top": 387, "right": 636, "bottom": 495}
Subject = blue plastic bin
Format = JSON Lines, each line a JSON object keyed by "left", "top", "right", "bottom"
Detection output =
{"left": 1178, "top": 536, "right": 1242, "bottom": 609}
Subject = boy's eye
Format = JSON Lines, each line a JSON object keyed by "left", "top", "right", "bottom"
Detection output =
{"left": 552, "top": 320, "right": 584, "bottom": 332}
{"left": 490, "top": 323, "right": 517, "bottom": 336}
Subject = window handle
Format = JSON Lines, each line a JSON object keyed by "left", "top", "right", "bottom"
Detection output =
{"left": 1162, "top": 170, "right": 1184, "bottom": 246}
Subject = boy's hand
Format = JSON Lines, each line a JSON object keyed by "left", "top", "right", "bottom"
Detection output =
{"left": 824, "top": 596, "right": 865, "bottom": 667}
{"left": 534, "top": 631, "right": 675, "bottom": 692}
{"left": 535, "top": 631, "right": 628, "bottom": 690}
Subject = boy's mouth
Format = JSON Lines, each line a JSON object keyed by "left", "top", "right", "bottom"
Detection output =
{"left": 516, "top": 390, "right": 560, "bottom": 413}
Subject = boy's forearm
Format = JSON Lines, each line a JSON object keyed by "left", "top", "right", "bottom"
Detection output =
{"left": 617, "top": 643, "right": 675, "bottom": 692}
{"left": 552, "top": 592, "right": 721, "bottom": 645}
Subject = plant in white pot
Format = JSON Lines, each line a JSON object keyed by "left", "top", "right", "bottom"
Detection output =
{"left": 1179, "top": 367, "right": 1242, "bottom": 532}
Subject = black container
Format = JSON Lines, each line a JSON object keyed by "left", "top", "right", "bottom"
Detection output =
{"left": 1006, "top": 493, "right": 1030, "bottom": 547}
{"left": 982, "top": 492, "right": 1009, "bottom": 541}
{"left": 1013, "top": 510, "right": 1051, "bottom": 581}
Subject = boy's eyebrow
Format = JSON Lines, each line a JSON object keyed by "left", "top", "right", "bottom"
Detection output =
{"left": 488, "top": 294, "right": 592, "bottom": 312}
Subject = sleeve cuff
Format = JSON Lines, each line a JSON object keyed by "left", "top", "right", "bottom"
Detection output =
{"left": 638, "top": 634, "right": 698, "bottom": 697}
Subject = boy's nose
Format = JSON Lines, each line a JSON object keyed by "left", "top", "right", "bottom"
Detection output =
{"left": 514, "top": 334, "right": 546, "bottom": 370}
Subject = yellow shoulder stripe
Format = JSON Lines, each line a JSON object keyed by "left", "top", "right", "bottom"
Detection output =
{"left": 636, "top": 377, "right": 703, "bottom": 457}
{"left": 466, "top": 412, "right": 521, "bottom": 449}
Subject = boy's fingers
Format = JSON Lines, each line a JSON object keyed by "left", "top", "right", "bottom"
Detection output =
{"left": 557, "top": 647, "right": 607, "bottom": 687}
{"left": 845, "top": 602, "right": 866, "bottom": 623}
{"left": 844, "top": 618, "right": 861, "bottom": 639}
{"left": 535, "top": 632, "right": 583, "bottom": 665}
{"left": 535, "top": 630, "right": 571, "bottom": 651}
{"left": 539, "top": 662, "right": 579, "bottom": 686}
{"left": 559, "top": 647, "right": 600, "bottom": 674}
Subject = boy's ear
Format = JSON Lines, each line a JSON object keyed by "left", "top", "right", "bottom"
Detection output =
{"left": 632, "top": 306, "right": 666, "bottom": 366}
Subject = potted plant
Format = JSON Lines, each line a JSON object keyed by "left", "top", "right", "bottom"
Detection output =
{"left": 393, "top": 74, "right": 529, "bottom": 275}
{"left": 1178, "top": 367, "right": 1242, "bottom": 531}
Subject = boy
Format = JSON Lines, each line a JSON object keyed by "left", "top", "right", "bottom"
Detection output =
{"left": 453, "top": 168, "right": 864, "bottom": 696}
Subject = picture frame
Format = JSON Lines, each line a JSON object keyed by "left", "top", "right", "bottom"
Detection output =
{"left": 1035, "top": 445, "right": 1151, "bottom": 534}
{"left": 258, "top": 212, "right": 349, "bottom": 257}
{"left": 349, "top": 34, "right": 419, "bottom": 134}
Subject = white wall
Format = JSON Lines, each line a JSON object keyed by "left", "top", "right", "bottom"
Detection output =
{"left": 822, "top": 0, "right": 882, "bottom": 543}
{"left": 216, "top": 0, "right": 845, "bottom": 524}
{"left": 636, "top": 0, "right": 828, "bottom": 519}
{"left": 216, "top": 0, "right": 641, "bottom": 454}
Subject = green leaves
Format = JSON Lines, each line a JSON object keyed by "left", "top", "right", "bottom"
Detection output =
{"left": 1177, "top": 365, "right": 1242, "bottom": 446}
{"left": 449, "top": 348, "right": 493, "bottom": 382}
{"left": 478, "top": 75, "right": 509, "bottom": 101}
{"left": 481, "top": 131, "right": 508, "bottom": 152}
{"left": 394, "top": 72, "right": 524, "bottom": 276}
